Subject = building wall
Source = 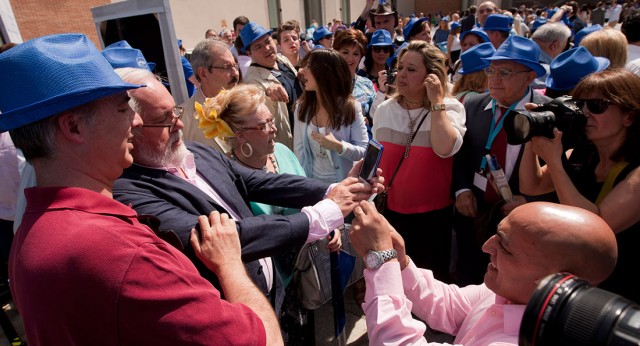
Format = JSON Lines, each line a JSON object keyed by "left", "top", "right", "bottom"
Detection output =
{"left": 9, "top": 0, "right": 109, "bottom": 45}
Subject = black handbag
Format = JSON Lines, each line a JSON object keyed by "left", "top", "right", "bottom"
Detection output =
{"left": 374, "top": 110, "right": 429, "bottom": 213}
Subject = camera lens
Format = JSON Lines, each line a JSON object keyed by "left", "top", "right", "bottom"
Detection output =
{"left": 520, "top": 273, "right": 640, "bottom": 346}
{"left": 504, "top": 110, "right": 556, "bottom": 145}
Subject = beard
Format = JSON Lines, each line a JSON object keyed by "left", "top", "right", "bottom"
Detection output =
{"left": 133, "top": 130, "right": 188, "bottom": 168}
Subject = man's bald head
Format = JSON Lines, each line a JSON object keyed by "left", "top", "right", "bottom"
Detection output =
{"left": 483, "top": 202, "right": 617, "bottom": 304}
{"left": 511, "top": 203, "right": 617, "bottom": 284}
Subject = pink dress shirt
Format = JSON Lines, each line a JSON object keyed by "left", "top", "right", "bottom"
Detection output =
{"left": 363, "top": 261, "right": 524, "bottom": 345}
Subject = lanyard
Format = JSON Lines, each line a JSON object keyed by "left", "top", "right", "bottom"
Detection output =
{"left": 479, "top": 91, "right": 529, "bottom": 170}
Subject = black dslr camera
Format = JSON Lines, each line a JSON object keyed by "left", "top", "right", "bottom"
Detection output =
{"left": 520, "top": 273, "right": 640, "bottom": 346}
{"left": 503, "top": 96, "right": 586, "bottom": 148}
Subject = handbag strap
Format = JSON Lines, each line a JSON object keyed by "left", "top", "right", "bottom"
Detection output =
{"left": 595, "top": 161, "right": 629, "bottom": 204}
{"left": 386, "top": 110, "right": 430, "bottom": 190}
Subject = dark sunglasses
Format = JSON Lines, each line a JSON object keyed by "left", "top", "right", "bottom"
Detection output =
{"left": 372, "top": 46, "right": 392, "bottom": 53}
{"left": 575, "top": 99, "right": 614, "bottom": 115}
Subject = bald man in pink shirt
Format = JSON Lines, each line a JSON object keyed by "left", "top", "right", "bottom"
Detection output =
{"left": 350, "top": 201, "right": 617, "bottom": 345}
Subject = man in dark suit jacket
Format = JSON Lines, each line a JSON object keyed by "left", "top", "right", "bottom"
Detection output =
{"left": 460, "top": 5, "right": 477, "bottom": 33}
{"left": 113, "top": 69, "right": 378, "bottom": 313}
{"left": 452, "top": 36, "right": 552, "bottom": 285}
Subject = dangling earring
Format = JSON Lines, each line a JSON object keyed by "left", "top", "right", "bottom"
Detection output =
{"left": 241, "top": 142, "right": 253, "bottom": 157}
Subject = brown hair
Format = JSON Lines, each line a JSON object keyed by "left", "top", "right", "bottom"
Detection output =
{"left": 572, "top": 69, "right": 640, "bottom": 163}
{"left": 452, "top": 70, "right": 488, "bottom": 95}
{"left": 297, "top": 49, "right": 356, "bottom": 128}
{"left": 332, "top": 28, "right": 367, "bottom": 56}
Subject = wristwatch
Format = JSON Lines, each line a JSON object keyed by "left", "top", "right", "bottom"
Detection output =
{"left": 431, "top": 103, "right": 446, "bottom": 112}
{"left": 365, "top": 249, "right": 398, "bottom": 270}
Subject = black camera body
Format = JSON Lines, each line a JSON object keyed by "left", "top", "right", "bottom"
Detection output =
{"left": 504, "top": 96, "right": 586, "bottom": 148}
{"left": 520, "top": 273, "right": 640, "bottom": 346}
{"left": 386, "top": 67, "right": 397, "bottom": 86}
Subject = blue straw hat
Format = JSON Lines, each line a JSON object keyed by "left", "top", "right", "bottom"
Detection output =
{"left": 486, "top": 36, "right": 546, "bottom": 77}
{"left": 403, "top": 17, "right": 428, "bottom": 38}
{"left": 546, "top": 46, "right": 610, "bottom": 90}
{"left": 368, "top": 29, "right": 393, "bottom": 47}
{"left": 450, "top": 21, "right": 461, "bottom": 30}
{"left": 0, "top": 33, "right": 143, "bottom": 132}
{"left": 459, "top": 42, "right": 496, "bottom": 74}
{"left": 105, "top": 40, "right": 132, "bottom": 49}
{"left": 531, "top": 18, "right": 548, "bottom": 31}
{"left": 240, "top": 22, "right": 273, "bottom": 53}
{"left": 460, "top": 27, "right": 490, "bottom": 44}
{"left": 483, "top": 14, "right": 512, "bottom": 32}
{"left": 312, "top": 26, "right": 332, "bottom": 43}
{"left": 574, "top": 24, "right": 603, "bottom": 46}
{"left": 102, "top": 47, "right": 153, "bottom": 71}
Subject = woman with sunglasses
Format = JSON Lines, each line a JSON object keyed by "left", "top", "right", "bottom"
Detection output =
{"left": 519, "top": 69, "right": 640, "bottom": 303}
{"left": 294, "top": 49, "right": 368, "bottom": 183}
{"left": 372, "top": 41, "right": 466, "bottom": 281}
{"left": 358, "top": 29, "right": 395, "bottom": 91}
{"left": 204, "top": 83, "right": 341, "bottom": 343}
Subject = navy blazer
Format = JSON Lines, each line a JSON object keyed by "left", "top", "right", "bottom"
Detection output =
{"left": 113, "top": 142, "right": 330, "bottom": 311}
{"left": 452, "top": 91, "right": 551, "bottom": 204}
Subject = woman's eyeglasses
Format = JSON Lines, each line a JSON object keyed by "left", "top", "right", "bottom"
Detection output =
{"left": 574, "top": 99, "right": 614, "bottom": 115}
{"left": 141, "top": 107, "right": 184, "bottom": 132}
{"left": 372, "top": 46, "right": 392, "bottom": 54}
{"left": 241, "top": 117, "right": 276, "bottom": 132}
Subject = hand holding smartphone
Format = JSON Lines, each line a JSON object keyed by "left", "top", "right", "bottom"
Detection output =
{"left": 359, "top": 139, "right": 384, "bottom": 185}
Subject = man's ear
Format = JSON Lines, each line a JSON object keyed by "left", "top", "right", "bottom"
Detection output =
{"left": 196, "top": 66, "right": 208, "bottom": 82}
{"left": 56, "top": 111, "right": 87, "bottom": 144}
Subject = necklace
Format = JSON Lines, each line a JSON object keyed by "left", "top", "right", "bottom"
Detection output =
{"left": 231, "top": 151, "right": 279, "bottom": 173}
{"left": 403, "top": 99, "right": 424, "bottom": 159}
{"left": 403, "top": 96, "right": 423, "bottom": 106}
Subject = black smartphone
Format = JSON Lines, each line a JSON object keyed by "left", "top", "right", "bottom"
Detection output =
{"left": 359, "top": 139, "right": 384, "bottom": 184}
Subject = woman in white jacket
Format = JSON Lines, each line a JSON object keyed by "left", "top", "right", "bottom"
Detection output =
{"left": 294, "top": 49, "right": 368, "bottom": 183}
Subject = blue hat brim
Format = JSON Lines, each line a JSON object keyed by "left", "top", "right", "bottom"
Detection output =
{"left": 241, "top": 30, "right": 273, "bottom": 53}
{"left": 485, "top": 56, "right": 546, "bottom": 78}
{"left": 545, "top": 56, "right": 610, "bottom": 90}
{"left": 0, "top": 84, "right": 142, "bottom": 132}
{"left": 460, "top": 29, "right": 490, "bottom": 44}
{"left": 403, "top": 17, "right": 428, "bottom": 39}
{"left": 459, "top": 65, "right": 486, "bottom": 75}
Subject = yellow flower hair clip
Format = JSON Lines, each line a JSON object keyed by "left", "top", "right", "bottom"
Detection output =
{"left": 194, "top": 98, "right": 234, "bottom": 140}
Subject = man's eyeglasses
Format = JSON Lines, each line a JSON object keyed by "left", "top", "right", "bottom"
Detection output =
{"left": 484, "top": 67, "right": 531, "bottom": 79}
{"left": 372, "top": 46, "right": 392, "bottom": 53}
{"left": 209, "top": 63, "right": 239, "bottom": 73}
{"left": 141, "top": 107, "right": 184, "bottom": 132}
{"left": 575, "top": 99, "right": 615, "bottom": 115}
{"left": 241, "top": 117, "right": 276, "bottom": 132}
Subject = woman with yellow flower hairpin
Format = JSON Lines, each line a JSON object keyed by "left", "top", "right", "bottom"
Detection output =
{"left": 196, "top": 83, "right": 341, "bottom": 343}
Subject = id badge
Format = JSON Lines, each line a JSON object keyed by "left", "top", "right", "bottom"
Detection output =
{"left": 473, "top": 171, "right": 488, "bottom": 192}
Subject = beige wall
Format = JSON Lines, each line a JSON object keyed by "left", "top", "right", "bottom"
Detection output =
{"left": 169, "top": 0, "right": 270, "bottom": 49}
{"left": 169, "top": 0, "right": 372, "bottom": 50}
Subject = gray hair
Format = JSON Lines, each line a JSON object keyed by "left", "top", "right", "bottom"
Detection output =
{"left": 114, "top": 67, "right": 160, "bottom": 115}
{"left": 10, "top": 100, "right": 99, "bottom": 161}
{"left": 531, "top": 22, "right": 571, "bottom": 43}
{"left": 190, "top": 39, "right": 233, "bottom": 82}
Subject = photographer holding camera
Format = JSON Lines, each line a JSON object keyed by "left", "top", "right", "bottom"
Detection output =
{"left": 519, "top": 69, "right": 640, "bottom": 304}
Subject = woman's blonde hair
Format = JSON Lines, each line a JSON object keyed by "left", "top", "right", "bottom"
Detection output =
{"left": 391, "top": 41, "right": 449, "bottom": 108}
{"left": 580, "top": 28, "right": 628, "bottom": 69}
{"left": 210, "top": 84, "right": 265, "bottom": 132}
{"left": 452, "top": 70, "right": 488, "bottom": 95}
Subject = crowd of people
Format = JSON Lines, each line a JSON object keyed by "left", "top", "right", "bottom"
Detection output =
{"left": 1, "top": 0, "right": 640, "bottom": 344}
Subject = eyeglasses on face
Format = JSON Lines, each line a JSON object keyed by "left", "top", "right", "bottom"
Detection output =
{"left": 372, "top": 46, "right": 392, "bottom": 53}
{"left": 141, "top": 106, "right": 184, "bottom": 132}
{"left": 484, "top": 66, "right": 530, "bottom": 79}
{"left": 209, "top": 63, "right": 239, "bottom": 73}
{"left": 241, "top": 117, "right": 276, "bottom": 132}
{"left": 575, "top": 99, "right": 615, "bottom": 115}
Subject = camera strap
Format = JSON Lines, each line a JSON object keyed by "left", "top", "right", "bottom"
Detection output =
{"left": 595, "top": 161, "right": 629, "bottom": 204}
